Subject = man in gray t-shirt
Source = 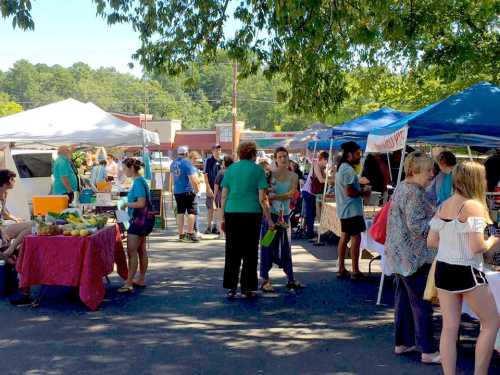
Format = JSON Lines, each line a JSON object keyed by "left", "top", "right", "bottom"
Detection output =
{"left": 335, "top": 162, "right": 363, "bottom": 219}
{"left": 334, "top": 141, "right": 369, "bottom": 280}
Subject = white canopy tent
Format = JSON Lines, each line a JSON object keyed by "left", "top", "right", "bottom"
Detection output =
{"left": 0, "top": 98, "right": 160, "bottom": 148}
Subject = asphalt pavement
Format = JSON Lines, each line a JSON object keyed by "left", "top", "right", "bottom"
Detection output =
{"left": 0, "top": 214, "right": 498, "bottom": 374}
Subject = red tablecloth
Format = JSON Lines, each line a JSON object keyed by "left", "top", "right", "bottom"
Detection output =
{"left": 17, "top": 225, "right": 126, "bottom": 310}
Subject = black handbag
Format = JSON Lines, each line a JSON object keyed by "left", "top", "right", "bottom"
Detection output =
{"left": 131, "top": 179, "right": 157, "bottom": 236}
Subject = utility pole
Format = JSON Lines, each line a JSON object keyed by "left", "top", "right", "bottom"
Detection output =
{"left": 231, "top": 61, "right": 238, "bottom": 158}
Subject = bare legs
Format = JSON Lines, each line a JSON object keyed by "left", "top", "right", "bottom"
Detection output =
{"left": 337, "top": 232, "right": 349, "bottom": 273}
{"left": 337, "top": 233, "right": 361, "bottom": 273}
{"left": 177, "top": 214, "right": 185, "bottom": 235}
{"left": 177, "top": 213, "right": 196, "bottom": 235}
{"left": 350, "top": 234, "right": 361, "bottom": 273}
{"left": 207, "top": 208, "right": 214, "bottom": 230}
{"left": 438, "top": 290, "right": 462, "bottom": 374}
{"left": 438, "top": 286, "right": 499, "bottom": 375}
{"left": 125, "top": 234, "right": 148, "bottom": 288}
{"left": 135, "top": 238, "right": 148, "bottom": 286}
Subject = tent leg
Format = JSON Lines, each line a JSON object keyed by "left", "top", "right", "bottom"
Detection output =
{"left": 396, "top": 142, "right": 407, "bottom": 187}
{"left": 386, "top": 152, "right": 393, "bottom": 183}
{"left": 376, "top": 273, "right": 385, "bottom": 305}
{"left": 467, "top": 146, "right": 474, "bottom": 162}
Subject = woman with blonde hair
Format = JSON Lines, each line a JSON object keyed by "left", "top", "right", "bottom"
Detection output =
{"left": 428, "top": 161, "right": 500, "bottom": 375}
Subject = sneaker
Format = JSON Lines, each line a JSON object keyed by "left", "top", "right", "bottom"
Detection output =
{"left": 211, "top": 226, "right": 220, "bottom": 235}
{"left": 10, "top": 294, "right": 34, "bottom": 306}
{"left": 180, "top": 234, "right": 190, "bottom": 243}
{"left": 204, "top": 228, "right": 212, "bottom": 235}
{"left": 188, "top": 233, "right": 200, "bottom": 243}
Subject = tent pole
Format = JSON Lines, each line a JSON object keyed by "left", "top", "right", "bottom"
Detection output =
{"left": 396, "top": 142, "right": 407, "bottom": 187}
{"left": 312, "top": 141, "right": 317, "bottom": 162}
{"left": 315, "top": 138, "right": 334, "bottom": 246}
{"left": 467, "top": 146, "right": 474, "bottom": 161}
{"left": 386, "top": 153, "right": 393, "bottom": 184}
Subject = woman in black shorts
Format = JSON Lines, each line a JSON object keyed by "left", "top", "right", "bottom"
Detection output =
{"left": 428, "top": 161, "right": 500, "bottom": 375}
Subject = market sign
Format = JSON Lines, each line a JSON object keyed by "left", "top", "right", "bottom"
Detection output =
{"left": 365, "top": 125, "right": 408, "bottom": 153}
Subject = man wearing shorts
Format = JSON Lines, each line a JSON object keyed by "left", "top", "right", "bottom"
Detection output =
{"left": 334, "top": 141, "right": 370, "bottom": 280}
{"left": 171, "top": 146, "right": 200, "bottom": 242}
{"left": 203, "top": 144, "right": 222, "bottom": 234}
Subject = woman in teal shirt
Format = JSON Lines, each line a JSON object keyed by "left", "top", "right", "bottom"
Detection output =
{"left": 118, "top": 158, "right": 151, "bottom": 293}
{"left": 221, "top": 142, "right": 272, "bottom": 298}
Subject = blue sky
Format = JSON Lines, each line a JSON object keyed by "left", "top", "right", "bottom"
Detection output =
{"left": 0, "top": 0, "right": 241, "bottom": 77}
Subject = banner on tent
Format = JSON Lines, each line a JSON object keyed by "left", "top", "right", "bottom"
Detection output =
{"left": 366, "top": 126, "right": 408, "bottom": 153}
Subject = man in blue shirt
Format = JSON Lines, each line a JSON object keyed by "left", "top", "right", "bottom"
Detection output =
{"left": 52, "top": 145, "right": 78, "bottom": 203}
{"left": 170, "top": 146, "right": 200, "bottom": 242}
{"left": 335, "top": 141, "right": 370, "bottom": 280}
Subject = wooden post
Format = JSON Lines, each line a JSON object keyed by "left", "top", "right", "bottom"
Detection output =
{"left": 231, "top": 61, "right": 238, "bottom": 158}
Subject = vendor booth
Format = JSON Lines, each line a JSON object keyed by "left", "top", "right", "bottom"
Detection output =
{"left": 0, "top": 99, "right": 160, "bottom": 309}
{"left": 364, "top": 82, "right": 500, "bottom": 305}
{"left": 0, "top": 98, "right": 160, "bottom": 219}
{"left": 313, "top": 108, "right": 408, "bottom": 244}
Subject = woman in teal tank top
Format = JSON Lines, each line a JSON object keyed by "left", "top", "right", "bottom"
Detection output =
{"left": 260, "top": 147, "right": 303, "bottom": 293}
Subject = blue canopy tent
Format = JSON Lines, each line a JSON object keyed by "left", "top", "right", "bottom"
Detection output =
{"left": 366, "top": 82, "right": 500, "bottom": 306}
{"left": 307, "top": 137, "right": 366, "bottom": 151}
{"left": 367, "top": 82, "right": 500, "bottom": 151}
{"left": 305, "top": 108, "right": 406, "bottom": 246}
{"left": 308, "top": 107, "right": 407, "bottom": 151}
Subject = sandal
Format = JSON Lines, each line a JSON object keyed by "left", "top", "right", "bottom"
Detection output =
{"left": 421, "top": 353, "right": 441, "bottom": 365}
{"left": 117, "top": 285, "right": 134, "bottom": 293}
{"left": 260, "top": 281, "right": 275, "bottom": 293}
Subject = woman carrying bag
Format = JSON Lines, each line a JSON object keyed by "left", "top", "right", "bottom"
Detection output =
{"left": 118, "top": 158, "right": 154, "bottom": 293}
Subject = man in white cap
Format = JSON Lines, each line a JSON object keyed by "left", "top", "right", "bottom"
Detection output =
{"left": 170, "top": 146, "right": 200, "bottom": 242}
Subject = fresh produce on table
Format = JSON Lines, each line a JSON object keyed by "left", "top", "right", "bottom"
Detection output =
{"left": 35, "top": 212, "right": 110, "bottom": 236}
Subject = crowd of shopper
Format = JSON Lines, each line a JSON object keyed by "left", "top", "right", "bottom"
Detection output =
{"left": 2, "top": 136, "right": 499, "bottom": 373}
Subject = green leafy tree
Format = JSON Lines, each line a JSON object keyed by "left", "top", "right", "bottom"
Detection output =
{"left": 3, "top": 1, "right": 498, "bottom": 118}
{"left": 0, "top": 92, "right": 23, "bottom": 116}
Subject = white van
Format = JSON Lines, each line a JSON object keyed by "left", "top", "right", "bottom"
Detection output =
{"left": 10, "top": 149, "right": 57, "bottom": 201}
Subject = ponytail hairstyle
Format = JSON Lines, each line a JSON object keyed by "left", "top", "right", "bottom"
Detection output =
{"left": 123, "top": 157, "right": 144, "bottom": 173}
{"left": 337, "top": 141, "right": 360, "bottom": 169}
{"left": 452, "top": 161, "right": 492, "bottom": 224}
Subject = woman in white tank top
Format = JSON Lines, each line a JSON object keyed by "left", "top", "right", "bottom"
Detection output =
{"left": 427, "top": 161, "right": 500, "bottom": 375}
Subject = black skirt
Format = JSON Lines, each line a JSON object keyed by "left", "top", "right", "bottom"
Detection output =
{"left": 435, "top": 261, "right": 488, "bottom": 293}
